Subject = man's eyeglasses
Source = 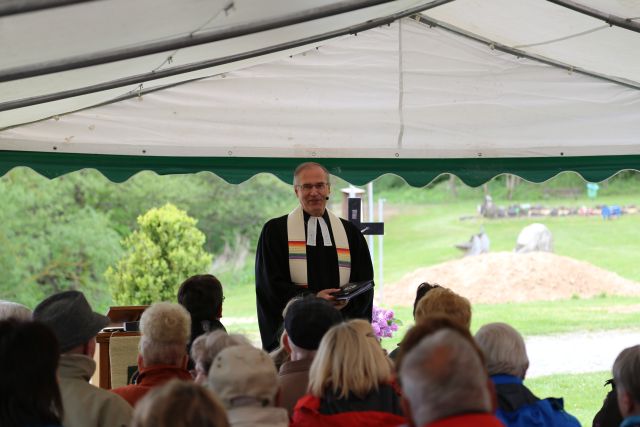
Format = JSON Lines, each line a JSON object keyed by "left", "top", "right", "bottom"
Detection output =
{"left": 296, "top": 182, "right": 329, "bottom": 192}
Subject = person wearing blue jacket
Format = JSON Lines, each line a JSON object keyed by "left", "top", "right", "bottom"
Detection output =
{"left": 475, "top": 322, "right": 580, "bottom": 427}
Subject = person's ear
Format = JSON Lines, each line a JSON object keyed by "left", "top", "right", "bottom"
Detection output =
{"left": 282, "top": 332, "right": 292, "bottom": 354}
{"left": 137, "top": 354, "right": 145, "bottom": 369}
{"left": 401, "top": 396, "right": 416, "bottom": 427}
{"left": 83, "top": 338, "right": 97, "bottom": 358}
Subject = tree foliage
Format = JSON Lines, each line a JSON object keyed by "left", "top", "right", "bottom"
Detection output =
{"left": 105, "top": 203, "right": 212, "bottom": 305}
{"left": 0, "top": 169, "right": 122, "bottom": 310}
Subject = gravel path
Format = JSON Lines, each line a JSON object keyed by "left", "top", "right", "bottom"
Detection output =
{"left": 224, "top": 317, "right": 640, "bottom": 378}
{"left": 526, "top": 328, "right": 640, "bottom": 378}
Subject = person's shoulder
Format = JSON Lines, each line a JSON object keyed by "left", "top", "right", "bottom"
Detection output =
{"left": 95, "top": 385, "right": 134, "bottom": 410}
{"left": 260, "top": 214, "right": 288, "bottom": 239}
{"left": 338, "top": 216, "right": 358, "bottom": 231}
{"left": 263, "top": 214, "right": 288, "bottom": 229}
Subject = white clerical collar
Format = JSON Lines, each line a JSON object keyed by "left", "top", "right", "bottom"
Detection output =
{"left": 306, "top": 216, "right": 332, "bottom": 247}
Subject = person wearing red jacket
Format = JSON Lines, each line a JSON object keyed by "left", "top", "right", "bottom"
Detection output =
{"left": 291, "top": 320, "right": 405, "bottom": 427}
{"left": 111, "top": 302, "right": 193, "bottom": 407}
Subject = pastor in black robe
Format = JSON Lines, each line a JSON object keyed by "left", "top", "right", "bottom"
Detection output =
{"left": 255, "top": 210, "right": 374, "bottom": 351}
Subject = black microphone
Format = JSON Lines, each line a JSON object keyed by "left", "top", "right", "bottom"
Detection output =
{"left": 325, "top": 196, "right": 330, "bottom": 200}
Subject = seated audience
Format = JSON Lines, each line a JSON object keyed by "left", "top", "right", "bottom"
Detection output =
{"left": 278, "top": 297, "right": 342, "bottom": 417}
{"left": 612, "top": 344, "right": 640, "bottom": 427}
{"left": 414, "top": 286, "right": 471, "bottom": 329}
{"left": 112, "top": 302, "right": 192, "bottom": 406}
{"left": 269, "top": 296, "right": 305, "bottom": 372}
{"left": 208, "top": 345, "right": 289, "bottom": 427}
{"left": 394, "top": 315, "right": 484, "bottom": 373}
{"left": 291, "top": 320, "right": 405, "bottom": 427}
{"left": 190, "top": 330, "right": 252, "bottom": 384}
{"left": 400, "top": 328, "right": 501, "bottom": 427}
{"left": 475, "top": 322, "right": 580, "bottom": 427}
{"left": 132, "top": 379, "right": 230, "bottom": 427}
{"left": 0, "top": 300, "right": 31, "bottom": 320}
{"left": 592, "top": 379, "right": 623, "bottom": 427}
{"left": 389, "top": 282, "right": 441, "bottom": 360}
{"left": 0, "top": 319, "right": 64, "bottom": 427}
{"left": 177, "top": 274, "right": 226, "bottom": 367}
{"left": 34, "top": 290, "right": 133, "bottom": 427}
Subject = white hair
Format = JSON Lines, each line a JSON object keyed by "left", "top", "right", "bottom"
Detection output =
{"left": 139, "top": 302, "right": 191, "bottom": 366}
{"left": 0, "top": 301, "right": 32, "bottom": 321}
{"left": 474, "top": 322, "right": 529, "bottom": 378}
{"left": 400, "top": 329, "right": 491, "bottom": 426}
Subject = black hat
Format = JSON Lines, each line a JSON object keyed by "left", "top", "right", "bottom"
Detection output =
{"left": 284, "top": 297, "right": 342, "bottom": 350}
{"left": 33, "top": 290, "right": 109, "bottom": 352}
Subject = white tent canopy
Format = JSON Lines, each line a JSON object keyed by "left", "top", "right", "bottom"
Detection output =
{"left": 1, "top": 0, "right": 639, "bottom": 185}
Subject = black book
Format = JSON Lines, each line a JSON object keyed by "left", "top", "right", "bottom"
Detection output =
{"left": 331, "top": 280, "right": 374, "bottom": 301}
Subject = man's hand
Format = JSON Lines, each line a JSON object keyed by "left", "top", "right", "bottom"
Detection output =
{"left": 316, "top": 288, "right": 349, "bottom": 310}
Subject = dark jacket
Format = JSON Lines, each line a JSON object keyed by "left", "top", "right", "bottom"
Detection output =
{"left": 593, "top": 379, "right": 623, "bottom": 427}
{"left": 492, "top": 374, "right": 580, "bottom": 427}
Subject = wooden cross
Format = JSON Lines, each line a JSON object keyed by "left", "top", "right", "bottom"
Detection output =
{"left": 347, "top": 198, "right": 384, "bottom": 236}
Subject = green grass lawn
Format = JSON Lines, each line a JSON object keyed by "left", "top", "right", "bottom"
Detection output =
{"left": 379, "top": 196, "right": 640, "bottom": 285}
{"left": 527, "top": 370, "right": 611, "bottom": 427}
{"left": 373, "top": 295, "right": 640, "bottom": 352}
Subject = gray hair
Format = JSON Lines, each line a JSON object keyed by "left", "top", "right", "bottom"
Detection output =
{"left": 0, "top": 301, "right": 32, "bottom": 321}
{"left": 292, "top": 162, "right": 330, "bottom": 186}
{"left": 400, "top": 329, "right": 491, "bottom": 426}
{"left": 474, "top": 322, "right": 529, "bottom": 378}
{"left": 190, "top": 330, "right": 252, "bottom": 374}
{"left": 613, "top": 345, "right": 640, "bottom": 405}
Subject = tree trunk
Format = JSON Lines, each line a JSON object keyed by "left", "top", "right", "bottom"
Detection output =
{"left": 448, "top": 175, "right": 458, "bottom": 198}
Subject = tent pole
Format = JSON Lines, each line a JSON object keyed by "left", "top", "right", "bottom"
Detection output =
{"left": 0, "top": 0, "right": 455, "bottom": 83}
{"left": 546, "top": 0, "right": 640, "bottom": 34}
{"left": 414, "top": 14, "right": 640, "bottom": 91}
{"left": 0, "top": 0, "right": 102, "bottom": 17}
{"left": 0, "top": 0, "right": 456, "bottom": 112}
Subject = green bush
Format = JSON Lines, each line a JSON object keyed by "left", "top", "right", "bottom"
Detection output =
{"left": 105, "top": 203, "right": 212, "bottom": 305}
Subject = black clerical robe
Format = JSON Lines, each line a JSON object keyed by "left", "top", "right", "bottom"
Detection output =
{"left": 255, "top": 210, "right": 374, "bottom": 351}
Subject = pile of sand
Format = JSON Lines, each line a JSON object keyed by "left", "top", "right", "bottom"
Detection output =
{"left": 383, "top": 252, "right": 640, "bottom": 306}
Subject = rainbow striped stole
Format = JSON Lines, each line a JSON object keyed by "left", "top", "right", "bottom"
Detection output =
{"left": 288, "top": 241, "right": 307, "bottom": 260}
{"left": 287, "top": 205, "right": 351, "bottom": 286}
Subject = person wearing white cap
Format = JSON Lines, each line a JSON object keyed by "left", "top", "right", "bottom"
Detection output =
{"left": 208, "top": 345, "right": 289, "bottom": 427}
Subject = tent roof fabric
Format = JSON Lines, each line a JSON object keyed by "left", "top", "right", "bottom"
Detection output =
{"left": 1, "top": 0, "right": 639, "bottom": 185}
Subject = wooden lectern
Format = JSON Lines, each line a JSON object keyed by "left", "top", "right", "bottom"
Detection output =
{"left": 93, "top": 306, "right": 148, "bottom": 389}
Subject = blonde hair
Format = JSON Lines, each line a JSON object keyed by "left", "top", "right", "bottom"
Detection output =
{"left": 348, "top": 319, "right": 394, "bottom": 371}
{"left": 140, "top": 302, "right": 191, "bottom": 365}
{"left": 308, "top": 320, "right": 392, "bottom": 399}
{"left": 414, "top": 287, "right": 471, "bottom": 329}
{"left": 132, "top": 380, "right": 229, "bottom": 427}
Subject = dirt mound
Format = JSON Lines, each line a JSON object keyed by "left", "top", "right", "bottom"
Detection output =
{"left": 383, "top": 252, "right": 640, "bottom": 306}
